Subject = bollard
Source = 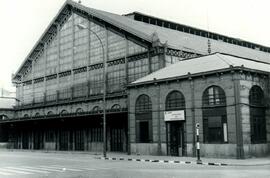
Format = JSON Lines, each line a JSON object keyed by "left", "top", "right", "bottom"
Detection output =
{"left": 196, "top": 123, "right": 202, "bottom": 164}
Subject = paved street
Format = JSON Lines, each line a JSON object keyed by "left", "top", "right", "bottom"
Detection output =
{"left": 0, "top": 150, "right": 269, "bottom": 178}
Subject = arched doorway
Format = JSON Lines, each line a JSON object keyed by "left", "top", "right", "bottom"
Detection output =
{"left": 165, "top": 91, "right": 185, "bottom": 156}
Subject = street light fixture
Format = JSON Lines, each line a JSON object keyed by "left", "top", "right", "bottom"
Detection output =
{"left": 77, "top": 23, "right": 107, "bottom": 158}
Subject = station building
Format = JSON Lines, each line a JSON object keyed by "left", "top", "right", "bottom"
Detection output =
{"left": 0, "top": 0, "right": 270, "bottom": 158}
{"left": 128, "top": 53, "right": 270, "bottom": 158}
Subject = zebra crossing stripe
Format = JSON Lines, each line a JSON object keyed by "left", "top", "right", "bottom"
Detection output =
{"left": 0, "top": 168, "right": 33, "bottom": 175}
{"left": 40, "top": 165, "right": 83, "bottom": 172}
{"left": 0, "top": 169, "right": 13, "bottom": 176}
{"left": 78, "top": 167, "right": 97, "bottom": 171}
{"left": 24, "top": 166, "right": 63, "bottom": 172}
{"left": 11, "top": 166, "right": 50, "bottom": 174}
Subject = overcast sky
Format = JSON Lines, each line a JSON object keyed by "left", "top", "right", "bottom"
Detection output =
{"left": 0, "top": 0, "right": 269, "bottom": 91}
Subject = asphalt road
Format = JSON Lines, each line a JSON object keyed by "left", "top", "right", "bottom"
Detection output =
{"left": 0, "top": 151, "right": 269, "bottom": 178}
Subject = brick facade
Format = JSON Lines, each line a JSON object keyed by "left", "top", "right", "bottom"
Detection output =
{"left": 128, "top": 72, "right": 270, "bottom": 158}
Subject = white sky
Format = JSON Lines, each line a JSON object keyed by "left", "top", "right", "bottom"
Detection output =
{"left": 0, "top": 0, "right": 270, "bottom": 92}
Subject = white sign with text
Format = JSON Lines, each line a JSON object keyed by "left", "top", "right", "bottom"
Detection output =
{"left": 164, "top": 110, "right": 185, "bottom": 121}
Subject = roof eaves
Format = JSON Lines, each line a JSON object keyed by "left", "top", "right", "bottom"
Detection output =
{"left": 218, "top": 52, "right": 270, "bottom": 65}
{"left": 128, "top": 67, "right": 235, "bottom": 87}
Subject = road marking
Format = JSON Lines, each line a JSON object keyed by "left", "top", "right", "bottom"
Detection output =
{"left": 79, "top": 168, "right": 97, "bottom": 171}
{"left": 43, "top": 165, "right": 83, "bottom": 172}
{"left": 11, "top": 166, "right": 50, "bottom": 174}
{"left": 0, "top": 164, "right": 114, "bottom": 176}
{"left": 0, "top": 169, "right": 13, "bottom": 176}
{"left": 0, "top": 168, "right": 33, "bottom": 175}
{"left": 23, "top": 166, "right": 63, "bottom": 172}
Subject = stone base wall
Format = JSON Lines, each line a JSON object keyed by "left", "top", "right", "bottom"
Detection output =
{"left": 87, "top": 142, "right": 103, "bottom": 152}
{"left": 44, "top": 142, "right": 56, "bottom": 150}
{"left": 130, "top": 143, "right": 167, "bottom": 155}
{"left": 186, "top": 144, "right": 194, "bottom": 157}
{"left": 200, "top": 144, "right": 237, "bottom": 158}
{"left": 0, "top": 142, "right": 8, "bottom": 149}
{"left": 244, "top": 143, "right": 270, "bottom": 157}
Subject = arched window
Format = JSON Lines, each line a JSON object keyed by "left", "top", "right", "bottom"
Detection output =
{"left": 92, "top": 106, "right": 101, "bottom": 113}
{"left": 111, "top": 104, "right": 121, "bottom": 112}
{"left": 249, "top": 86, "right": 266, "bottom": 143}
{"left": 76, "top": 108, "right": 84, "bottom": 114}
{"left": 60, "top": 110, "right": 68, "bottom": 115}
{"left": 202, "top": 85, "right": 226, "bottom": 106}
{"left": 0, "top": 115, "right": 9, "bottom": 120}
{"left": 135, "top": 94, "right": 152, "bottom": 143}
{"left": 47, "top": 111, "right": 54, "bottom": 116}
{"left": 165, "top": 91, "right": 185, "bottom": 111}
{"left": 35, "top": 113, "right": 40, "bottom": 117}
{"left": 202, "top": 86, "right": 227, "bottom": 143}
{"left": 23, "top": 114, "right": 29, "bottom": 118}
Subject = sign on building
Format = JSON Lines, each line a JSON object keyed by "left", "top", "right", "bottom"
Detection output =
{"left": 164, "top": 110, "right": 185, "bottom": 121}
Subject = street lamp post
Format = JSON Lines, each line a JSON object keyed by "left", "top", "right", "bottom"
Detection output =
{"left": 77, "top": 24, "right": 107, "bottom": 158}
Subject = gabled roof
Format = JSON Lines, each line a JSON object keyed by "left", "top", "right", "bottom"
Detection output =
{"left": 125, "top": 11, "right": 270, "bottom": 53}
{"left": 131, "top": 53, "right": 270, "bottom": 85}
{"left": 75, "top": 3, "right": 270, "bottom": 61}
{"left": 14, "top": 0, "right": 270, "bottom": 81}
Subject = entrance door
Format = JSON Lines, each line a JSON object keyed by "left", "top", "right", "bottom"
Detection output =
{"left": 110, "top": 128, "right": 124, "bottom": 152}
{"left": 59, "top": 130, "right": 69, "bottom": 150}
{"left": 74, "top": 130, "right": 84, "bottom": 151}
{"left": 33, "top": 131, "right": 44, "bottom": 150}
{"left": 22, "top": 132, "right": 29, "bottom": 149}
{"left": 167, "top": 122, "right": 184, "bottom": 156}
{"left": 109, "top": 113, "right": 127, "bottom": 152}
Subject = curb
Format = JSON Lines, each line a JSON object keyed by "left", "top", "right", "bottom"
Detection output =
{"left": 95, "top": 157, "right": 228, "bottom": 166}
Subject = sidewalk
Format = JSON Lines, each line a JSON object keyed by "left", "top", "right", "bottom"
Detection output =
{"left": 2, "top": 149, "right": 270, "bottom": 166}
{"left": 99, "top": 152, "right": 270, "bottom": 166}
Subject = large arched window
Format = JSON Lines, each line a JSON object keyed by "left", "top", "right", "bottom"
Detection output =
{"left": 0, "top": 115, "right": 9, "bottom": 120}
{"left": 202, "top": 86, "right": 227, "bottom": 143}
{"left": 76, "top": 108, "right": 84, "bottom": 114}
{"left": 249, "top": 85, "right": 266, "bottom": 143}
{"left": 47, "top": 111, "right": 54, "bottom": 116}
{"left": 35, "top": 113, "right": 40, "bottom": 117}
{"left": 60, "top": 110, "right": 68, "bottom": 116}
{"left": 111, "top": 104, "right": 121, "bottom": 112}
{"left": 135, "top": 94, "right": 152, "bottom": 143}
{"left": 92, "top": 106, "right": 101, "bottom": 113}
{"left": 165, "top": 91, "right": 185, "bottom": 111}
